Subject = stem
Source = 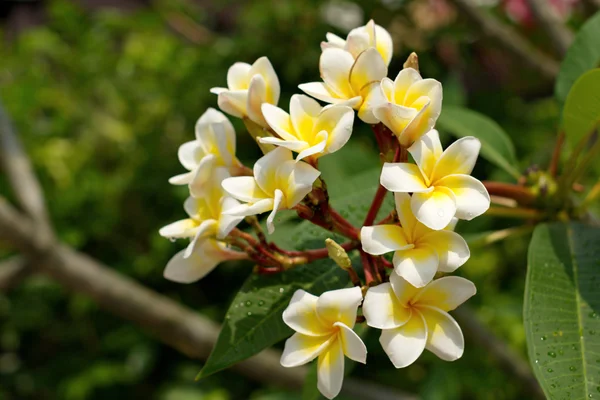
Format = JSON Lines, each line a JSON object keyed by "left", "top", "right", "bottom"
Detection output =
{"left": 483, "top": 181, "right": 536, "bottom": 206}
{"left": 360, "top": 250, "right": 378, "bottom": 285}
{"left": 580, "top": 180, "right": 600, "bottom": 211}
{"left": 549, "top": 132, "right": 565, "bottom": 177}
{"left": 565, "top": 136, "right": 600, "bottom": 189}
{"left": 558, "top": 128, "right": 595, "bottom": 193}
{"left": 363, "top": 184, "right": 388, "bottom": 226}
{"left": 487, "top": 206, "right": 544, "bottom": 220}
{"left": 246, "top": 216, "right": 267, "bottom": 245}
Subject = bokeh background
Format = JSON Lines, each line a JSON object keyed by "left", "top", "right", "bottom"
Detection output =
{"left": 0, "top": 0, "right": 591, "bottom": 399}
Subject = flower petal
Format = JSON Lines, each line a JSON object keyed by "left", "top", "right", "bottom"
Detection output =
{"left": 168, "top": 171, "right": 194, "bottom": 185}
{"left": 413, "top": 276, "right": 477, "bottom": 312}
{"left": 283, "top": 289, "right": 331, "bottom": 336}
{"left": 261, "top": 103, "right": 298, "bottom": 141}
{"left": 281, "top": 332, "right": 333, "bottom": 368}
{"left": 283, "top": 160, "right": 321, "bottom": 207}
{"left": 159, "top": 219, "right": 198, "bottom": 239}
{"left": 435, "top": 174, "right": 490, "bottom": 220}
{"left": 363, "top": 282, "right": 412, "bottom": 329}
{"left": 217, "top": 90, "right": 248, "bottom": 119}
{"left": 320, "top": 48, "right": 355, "bottom": 98}
{"left": 372, "top": 101, "right": 419, "bottom": 140}
{"left": 178, "top": 141, "right": 203, "bottom": 171}
{"left": 314, "top": 105, "right": 355, "bottom": 154}
{"left": 417, "top": 230, "right": 470, "bottom": 273}
{"left": 393, "top": 245, "right": 439, "bottom": 288}
{"left": 266, "top": 189, "right": 284, "bottom": 234}
{"left": 298, "top": 82, "right": 345, "bottom": 104}
{"left": 419, "top": 306, "right": 465, "bottom": 361}
{"left": 317, "top": 338, "right": 345, "bottom": 400}
{"left": 259, "top": 136, "right": 308, "bottom": 152}
{"left": 222, "top": 176, "right": 269, "bottom": 203}
{"left": 358, "top": 81, "right": 386, "bottom": 124}
{"left": 189, "top": 155, "right": 217, "bottom": 198}
{"left": 349, "top": 48, "right": 387, "bottom": 94}
{"left": 389, "top": 272, "right": 421, "bottom": 306}
{"left": 290, "top": 94, "right": 321, "bottom": 137}
{"left": 408, "top": 129, "right": 443, "bottom": 179}
{"left": 196, "top": 108, "right": 234, "bottom": 143}
{"left": 247, "top": 74, "right": 268, "bottom": 126}
{"left": 296, "top": 131, "right": 328, "bottom": 161}
{"left": 183, "top": 219, "right": 219, "bottom": 258}
{"left": 345, "top": 29, "right": 370, "bottom": 59}
{"left": 226, "top": 62, "right": 251, "bottom": 91}
{"left": 360, "top": 225, "right": 412, "bottom": 256}
{"left": 316, "top": 286, "right": 363, "bottom": 328}
{"left": 392, "top": 68, "right": 422, "bottom": 105}
{"left": 380, "top": 163, "right": 430, "bottom": 193}
{"left": 393, "top": 192, "right": 419, "bottom": 243}
{"left": 336, "top": 322, "right": 367, "bottom": 364}
{"left": 379, "top": 311, "right": 427, "bottom": 368}
{"left": 374, "top": 23, "right": 393, "bottom": 66}
{"left": 254, "top": 147, "right": 293, "bottom": 194}
{"left": 217, "top": 196, "right": 244, "bottom": 238}
{"left": 224, "top": 198, "right": 274, "bottom": 217}
{"left": 411, "top": 186, "right": 457, "bottom": 230}
{"left": 249, "top": 56, "right": 280, "bottom": 105}
{"left": 431, "top": 137, "right": 481, "bottom": 182}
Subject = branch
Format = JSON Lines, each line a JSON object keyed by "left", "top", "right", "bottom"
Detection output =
{"left": 525, "top": 0, "right": 573, "bottom": 57}
{"left": 447, "top": 0, "right": 560, "bottom": 79}
{"left": 454, "top": 306, "right": 545, "bottom": 399}
{"left": 0, "top": 256, "right": 30, "bottom": 291}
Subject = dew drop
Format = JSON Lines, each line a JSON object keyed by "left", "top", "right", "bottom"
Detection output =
{"left": 245, "top": 301, "right": 252, "bottom": 307}
{"left": 548, "top": 351, "right": 557, "bottom": 358}
{"left": 169, "top": 237, "right": 177, "bottom": 243}
{"left": 590, "top": 312, "right": 598, "bottom": 318}
{"left": 535, "top": 359, "right": 539, "bottom": 364}
{"left": 547, "top": 368, "right": 554, "bottom": 373}
{"left": 541, "top": 335, "right": 547, "bottom": 341}
{"left": 569, "top": 366, "right": 577, "bottom": 372}
{"left": 279, "top": 288, "right": 285, "bottom": 293}
{"left": 239, "top": 302, "right": 244, "bottom": 307}
{"left": 247, "top": 311, "right": 252, "bottom": 316}
{"left": 437, "top": 209, "right": 445, "bottom": 217}
{"left": 258, "top": 300, "right": 265, "bottom": 306}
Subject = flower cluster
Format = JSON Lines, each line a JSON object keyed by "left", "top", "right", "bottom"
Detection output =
{"left": 161, "top": 19, "right": 490, "bottom": 400}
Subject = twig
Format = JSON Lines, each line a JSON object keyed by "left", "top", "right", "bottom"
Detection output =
{"left": 447, "top": 0, "right": 560, "bottom": 79}
{"left": 0, "top": 256, "right": 30, "bottom": 291}
{"left": 525, "top": 0, "right": 573, "bottom": 57}
{"left": 549, "top": 132, "right": 565, "bottom": 178}
{"left": 454, "top": 306, "right": 545, "bottom": 399}
{"left": 487, "top": 206, "right": 544, "bottom": 219}
{"left": 483, "top": 181, "right": 536, "bottom": 206}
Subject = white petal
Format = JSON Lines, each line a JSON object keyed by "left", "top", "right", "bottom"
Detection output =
{"left": 389, "top": 272, "right": 421, "bottom": 306}
{"left": 393, "top": 192, "right": 419, "bottom": 242}
{"left": 249, "top": 56, "right": 280, "bottom": 105}
{"left": 374, "top": 24, "right": 393, "bottom": 66}
{"left": 222, "top": 176, "right": 269, "bottom": 203}
{"left": 317, "top": 339, "right": 345, "bottom": 400}
{"left": 392, "top": 68, "right": 423, "bottom": 104}
{"left": 372, "top": 101, "right": 419, "bottom": 140}
{"left": 408, "top": 129, "right": 443, "bottom": 179}
{"left": 217, "top": 197, "right": 244, "bottom": 238}
{"left": 405, "top": 79, "right": 442, "bottom": 116}
{"left": 314, "top": 105, "right": 355, "bottom": 154}
{"left": 417, "top": 230, "right": 470, "bottom": 273}
{"left": 178, "top": 141, "right": 202, "bottom": 171}
{"left": 226, "top": 62, "right": 251, "bottom": 91}
{"left": 281, "top": 332, "right": 333, "bottom": 368}
{"left": 159, "top": 219, "right": 198, "bottom": 239}
{"left": 261, "top": 103, "right": 298, "bottom": 141}
{"left": 196, "top": 108, "right": 231, "bottom": 139}
{"left": 363, "top": 283, "right": 412, "bottom": 330}
{"left": 217, "top": 90, "right": 248, "bottom": 119}
{"left": 211, "top": 121, "right": 234, "bottom": 166}
{"left": 360, "top": 225, "right": 411, "bottom": 256}
{"left": 393, "top": 245, "right": 439, "bottom": 288}
{"left": 183, "top": 219, "right": 219, "bottom": 258}
{"left": 210, "top": 87, "right": 227, "bottom": 95}
{"left": 358, "top": 81, "right": 386, "bottom": 124}
{"left": 413, "top": 276, "right": 477, "bottom": 312}
{"left": 379, "top": 311, "right": 427, "bottom": 368}
{"left": 431, "top": 137, "right": 481, "bottom": 182}
{"left": 184, "top": 196, "right": 198, "bottom": 218}
{"left": 290, "top": 94, "right": 321, "bottom": 136}
{"left": 168, "top": 171, "right": 194, "bottom": 185}
{"left": 411, "top": 187, "right": 457, "bottom": 230}
{"left": 259, "top": 136, "right": 308, "bottom": 152}
{"left": 419, "top": 306, "right": 465, "bottom": 361}
{"left": 316, "top": 286, "right": 363, "bottom": 328}
{"left": 319, "top": 48, "right": 355, "bottom": 98}
{"left": 254, "top": 147, "right": 293, "bottom": 194}
{"left": 435, "top": 174, "right": 490, "bottom": 221}
{"left": 247, "top": 74, "right": 268, "bottom": 126}
{"left": 380, "top": 163, "right": 431, "bottom": 193}
{"left": 266, "top": 189, "right": 284, "bottom": 234}
{"left": 224, "top": 198, "right": 274, "bottom": 217}
{"left": 296, "top": 131, "right": 328, "bottom": 161}
{"left": 324, "top": 32, "right": 346, "bottom": 47}
{"left": 298, "top": 82, "right": 345, "bottom": 104}
{"left": 336, "top": 322, "right": 367, "bottom": 363}
{"left": 345, "top": 30, "right": 370, "bottom": 59}
{"left": 188, "top": 155, "right": 217, "bottom": 198}
{"left": 283, "top": 289, "right": 330, "bottom": 336}
{"left": 349, "top": 48, "right": 387, "bottom": 93}
{"left": 283, "top": 160, "right": 321, "bottom": 206}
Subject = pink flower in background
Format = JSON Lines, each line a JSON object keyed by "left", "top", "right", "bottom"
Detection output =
{"left": 502, "top": 0, "right": 578, "bottom": 27}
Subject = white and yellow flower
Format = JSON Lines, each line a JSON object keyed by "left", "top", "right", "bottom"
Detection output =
{"left": 321, "top": 19, "right": 393, "bottom": 67}
{"left": 221, "top": 147, "right": 320, "bottom": 234}
{"left": 281, "top": 287, "right": 366, "bottom": 399}
{"left": 363, "top": 273, "right": 476, "bottom": 368}
{"left": 210, "top": 57, "right": 280, "bottom": 127}
{"left": 260, "top": 95, "right": 355, "bottom": 161}
{"left": 163, "top": 239, "right": 248, "bottom": 283}
{"left": 380, "top": 129, "right": 490, "bottom": 230}
{"left": 160, "top": 167, "right": 244, "bottom": 257}
{"left": 372, "top": 68, "right": 442, "bottom": 147}
{"left": 169, "top": 108, "right": 244, "bottom": 188}
{"left": 299, "top": 47, "right": 387, "bottom": 124}
{"left": 361, "top": 192, "right": 470, "bottom": 287}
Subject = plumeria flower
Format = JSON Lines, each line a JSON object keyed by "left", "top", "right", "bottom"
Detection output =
{"left": 260, "top": 95, "right": 355, "bottom": 161}
{"left": 299, "top": 47, "right": 387, "bottom": 124}
{"left": 169, "top": 108, "right": 244, "bottom": 188}
{"left": 210, "top": 57, "right": 280, "bottom": 127}
{"left": 163, "top": 238, "right": 248, "bottom": 283}
{"left": 281, "top": 287, "right": 366, "bottom": 399}
{"left": 372, "top": 68, "right": 442, "bottom": 147}
{"left": 160, "top": 168, "right": 244, "bottom": 257}
{"left": 380, "top": 129, "right": 490, "bottom": 230}
{"left": 321, "top": 19, "right": 393, "bottom": 67}
{"left": 363, "top": 273, "right": 476, "bottom": 368}
{"left": 221, "top": 147, "right": 320, "bottom": 234}
{"left": 361, "top": 192, "right": 470, "bottom": 287}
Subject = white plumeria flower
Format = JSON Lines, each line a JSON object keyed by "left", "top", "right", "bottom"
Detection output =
{"left": 321, "top": 19, "right": 393, "bottom": 67}
{"left": 363, "top": 273, "right": 476, "bottom": 368}
{"left": 299, "top": 47, "right": 387, "bottom": 124}
{"left": 169, "top": 108, "right": 244, "bottom": 188}
{"left": 372, "top": 68, "right": 442, "bottom": 147}
{"left": 281, "top": 287, "right": 366, "bottom": 399}
{"left": 210, "top": 57, "right": 280, "bottom": 127}
{"left": 380, "top": 129, "right": 491, "bottom": 230}
{"left": 160, "top": 168, "right": 244, "bottom": 257}
{"left": 361, "top": 192, "right": 470, "bottom": 288}
{"left": 260, "top": 95, "right": 355, "bottom": 161}
{"left": 163, "top": 238, "right": 248, "bottom": 283}
{"left": 221, "top": 147, "right": 320, "bottom": 234}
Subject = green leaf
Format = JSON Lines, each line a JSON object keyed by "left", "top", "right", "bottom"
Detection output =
{"left": 524, "top": 222, "right": 600, "bottom": 399}
{"left": 555, "top": 11, "right": 600, "bottom": 104}
{"left": 562, "top": 69, "right": 600, "bottom": 149}
{"left": 437, "top": 106, "right": 520, "bottom": 179}
{"left": 197, "top": 258, "right": 349, "bottom": 379}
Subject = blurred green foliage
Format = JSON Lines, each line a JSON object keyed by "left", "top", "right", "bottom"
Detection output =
{"left": 0, "top": 0, "right": 571, "bottom": 398}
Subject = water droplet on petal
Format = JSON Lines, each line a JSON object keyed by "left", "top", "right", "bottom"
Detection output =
{"left": 437, "top": 209, "right": 445, "bottom": 217}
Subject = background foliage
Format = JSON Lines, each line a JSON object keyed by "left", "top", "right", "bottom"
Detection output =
{"left": 0, "top": 0, "right": 596, "bottom": 399}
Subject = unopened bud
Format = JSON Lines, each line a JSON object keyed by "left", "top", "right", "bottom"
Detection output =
{"left": 325, "top": 238, "right": 352, "bottom": 270}
{"left": 403, "top": 52, "right": 419, "bottom": 72}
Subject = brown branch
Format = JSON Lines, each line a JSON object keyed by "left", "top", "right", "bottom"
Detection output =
{"left": 549, "top": 132, "right": 565, "bottom": 177}
{"left": 447, "top": 0, "right": 560, "bottom": 79}
{"left": 454, "top": 306, "right": 545, "bottom": 399}
{"left": 525, "top": 0, "right": 573, "bottom": 57}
